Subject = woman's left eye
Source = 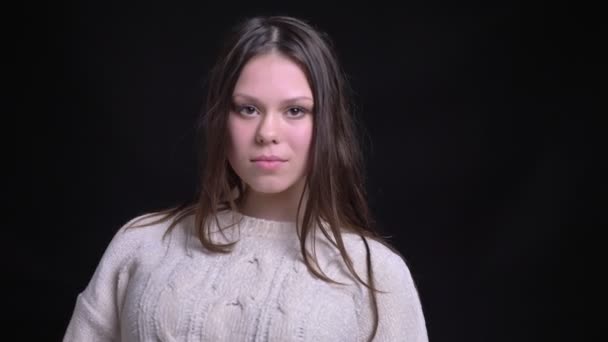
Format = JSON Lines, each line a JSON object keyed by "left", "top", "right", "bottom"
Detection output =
{"left": 287, "top": 107, "right": 306, "bottom": 117}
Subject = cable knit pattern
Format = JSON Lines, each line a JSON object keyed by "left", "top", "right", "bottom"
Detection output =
{"left": 63, "top": 210, "right": 428, "bottom": 341}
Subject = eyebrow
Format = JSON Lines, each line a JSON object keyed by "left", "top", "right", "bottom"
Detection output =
{"left": 232, "top": 93, "right": 313, "bottom": 106}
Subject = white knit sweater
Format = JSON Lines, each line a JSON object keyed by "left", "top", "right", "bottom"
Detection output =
{"left": 63, "top": 210, "right": 428, "bottom": 341}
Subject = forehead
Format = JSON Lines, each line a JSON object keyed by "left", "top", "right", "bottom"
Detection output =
{"left": 233, "top": 53, "right": 313, "bottom": 103}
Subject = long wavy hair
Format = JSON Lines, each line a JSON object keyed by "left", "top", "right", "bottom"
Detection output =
{"left": 129, "top": 15, "right": 400, "bottom": 341}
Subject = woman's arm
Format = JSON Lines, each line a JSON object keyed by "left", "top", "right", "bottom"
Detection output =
{"left": 63, "top": 218, "right": 143, "bottom": 342}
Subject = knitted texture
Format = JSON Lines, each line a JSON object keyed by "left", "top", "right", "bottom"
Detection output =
{"left": 64, "top": 210, "right": 428, "bottom": 341}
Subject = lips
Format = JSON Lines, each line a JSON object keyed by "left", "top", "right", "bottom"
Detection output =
{"left": 251, "top": 155, "right": 286, "bottom": 162}
{"left": 251, "top": 155, "right": 286, "bottom": 171}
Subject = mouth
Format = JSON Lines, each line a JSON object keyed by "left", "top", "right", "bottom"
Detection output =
{"left": 251, "top": 156, "right": 286, "bottom": 162}
{"left": 251, "top": 155, "right": 287, "bottom": 162}
{"left": 251, "top": 159, "right": 286, "bottom": 170}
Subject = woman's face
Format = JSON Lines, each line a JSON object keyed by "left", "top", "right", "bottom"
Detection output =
{"left": 227, "top": 52, "right": 314, "bottom": 195}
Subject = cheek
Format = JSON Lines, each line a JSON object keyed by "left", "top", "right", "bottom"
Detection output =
{"left": 302, "top": 119, "right": 314, "bottom": 151}
{"left": 290, "top": 121, "right": 313, "bottom": 155}
{"left": 227, "top": 118, "right": 247, "bottom": 157}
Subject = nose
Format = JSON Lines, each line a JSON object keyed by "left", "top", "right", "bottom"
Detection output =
{"left": 255, "top": 113, "right": 279, "bottom": 145}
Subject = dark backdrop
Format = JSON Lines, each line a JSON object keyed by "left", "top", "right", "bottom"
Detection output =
{"left": 15, "top": 1, "right": 598, "bottom": 341}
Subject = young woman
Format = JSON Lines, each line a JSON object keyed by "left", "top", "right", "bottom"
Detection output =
{"left": 64, "top": 15, "right": 428, "bottom": 341}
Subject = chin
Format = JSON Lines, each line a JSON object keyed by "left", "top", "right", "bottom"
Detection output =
{"left": 247, "top": 181, "right": 292, "bottom": 195}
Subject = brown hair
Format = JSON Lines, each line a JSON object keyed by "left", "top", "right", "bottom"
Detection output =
{"left": 130, "top": 15, "right": 401, "bottom": 341}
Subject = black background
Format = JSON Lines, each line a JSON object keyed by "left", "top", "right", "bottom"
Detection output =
{"left": 14, "top": 1, "right": 600, "bottom": 341}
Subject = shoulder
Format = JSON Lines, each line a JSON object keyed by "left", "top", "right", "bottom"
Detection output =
{"left": 110, "top": 213, "right": 169, "bottom": 245}
{"left": 343, "top": 234, "right": 416, "bottom": 290}
{"left": 117, "top": 212, "right": 177, "bottom": 241}
{"left": 100, "top": 212, "right": 189, "bottom": 264}
{"left": 81, "top": 212, "right": 192, "bottom": 293}
{"left": 341, "top": 233, "right": 408, "bottom": 273}
{"left": 341, "top": 234, "right": 428, "bottom": 341}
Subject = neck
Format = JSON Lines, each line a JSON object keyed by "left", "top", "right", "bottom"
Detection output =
{"left": 239, "top": 179, "right": 308, "bottom": 222}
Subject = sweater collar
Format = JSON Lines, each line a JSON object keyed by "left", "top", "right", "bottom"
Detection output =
{"left": 212, "top": 209, "right": 300, "bottom": 240}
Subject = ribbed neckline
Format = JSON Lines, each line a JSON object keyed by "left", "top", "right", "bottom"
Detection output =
{"left": 214, "top": 209, "right": 300, "bottom": 239}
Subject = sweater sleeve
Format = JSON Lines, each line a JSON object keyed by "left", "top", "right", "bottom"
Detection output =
{"left": 63, "top": 218, "right": 144, "bottom": 342}
{"left": 354, "top": 241, "right": 429, "bottom": 342}
{"left": 374, "top": 252, "right": 428, "bottom": 342}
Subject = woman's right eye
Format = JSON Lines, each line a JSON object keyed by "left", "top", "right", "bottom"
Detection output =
{"left": 237, "top": 105, "right": 257, "bottom": 116}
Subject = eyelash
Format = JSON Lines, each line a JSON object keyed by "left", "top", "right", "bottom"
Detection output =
{"left": 234, "top": 105, "right": 309, "bottom": 118}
